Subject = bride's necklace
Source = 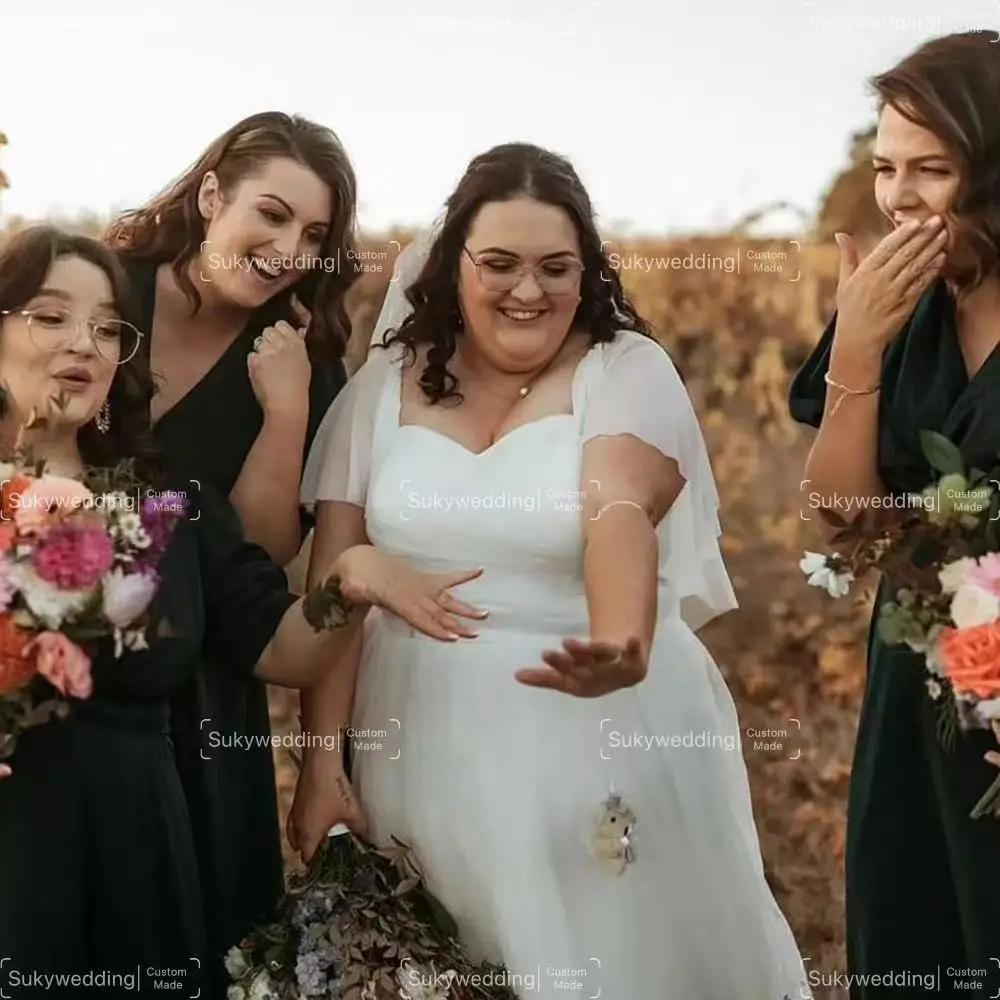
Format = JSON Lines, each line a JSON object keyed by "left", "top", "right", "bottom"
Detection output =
{"left": 464, "top": 348, "right": 562, "bottom": 402}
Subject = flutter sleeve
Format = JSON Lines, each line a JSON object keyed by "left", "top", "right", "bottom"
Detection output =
{"left": 299, "top": 346, "right": 395, "bottom": 509}
{"left": 299, "top": 356, "right": 348, "bottom": 534}
{"left": 580, "top": 331, "right": 738, "bottom": 631}
{"left": 195, "top": 486, "right": 297, "bottom": 673}
{"left": 787, "top": 314, "right": 837, "bottom": 429}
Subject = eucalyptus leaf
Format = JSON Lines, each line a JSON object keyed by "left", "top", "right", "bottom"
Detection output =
{"left": 919, "top": 429, "right": 965, "bottom": 475}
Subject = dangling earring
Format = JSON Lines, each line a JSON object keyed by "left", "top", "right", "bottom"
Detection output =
{"left": 95, "top": 400, "right": 111, "bottom": 434}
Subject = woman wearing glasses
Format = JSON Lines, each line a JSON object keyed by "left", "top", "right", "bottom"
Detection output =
{"left": 0, "top": 226, "right": 482, "bottom": 995}
{"left": 292, "top": 143, "right": 809, "bottom": 997}
{"left": 102, "top": 112, "right": 356, "bottom": 981}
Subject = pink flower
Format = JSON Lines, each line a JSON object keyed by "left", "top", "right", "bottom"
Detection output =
{"left": 101, "top": 569, "right": 158, "bottom": 627}
{"left": 21, "top": 475, "right": 93, "bottom": 510}
{"left": 13, "top": 475, "right": 94, "bottom": 534}
{"left": 967, "top": 553, "right": 1000, "bottom": 596}
{"left": 27, "top": 631, "right": 92, "bottom": 699}
{"left": 33, "top": 524, "right": 114, "bottom": 590}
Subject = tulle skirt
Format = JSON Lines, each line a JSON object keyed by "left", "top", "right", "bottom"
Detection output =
{"left": 349, "top": 609, "right": 810, "bottom": 999}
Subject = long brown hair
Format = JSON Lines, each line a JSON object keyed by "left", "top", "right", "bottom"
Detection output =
{"left": 104, "top": 111, "right": 359, "bottom": 360}
{"left": 872, "top": 31, "right": 1000, "bottom": 290}
{"left": 0, "top": 225, "right": 162, "bottom": 482}
{"left": 380, "top": 142, "right": 652, "bottom": 404}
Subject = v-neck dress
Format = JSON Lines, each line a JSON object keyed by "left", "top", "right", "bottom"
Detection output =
{"left": 789, "top": 279, "right": 1000, "bottom": 998}
{"left": 124, "top": 261, "right": 346, "bottom": 985}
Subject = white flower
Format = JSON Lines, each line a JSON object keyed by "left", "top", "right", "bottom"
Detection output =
{"left": 939, "top": 557, "right": 978, "bottom": 594}
{"left": 970, "top": 697, "right": 1000, "bottom": 727}
{"left": 248, "top": 971, "right": 278, "bottom": 1000}
{"left": 102, "top": 568, "right": 158, "bottom": 627}
{"left": 926, "top": 677, "right": 943, "bottom": 700}
{"left": 112, "top": 510, "right": 150, "bottom": 549}
{"left": 224, "top": 947, "right": 250, "bottom": 979}
{"left": 950, "top": 583, "right": 1000, "bottom": 629}
{"left": 227, "top": 987, "right": 247, "bottom": 1000}
{"left": 799, "top": 551, "right": 854, "bottom": 598}
{"left": 9, "top": 562, "right": 92, "bottom": 628}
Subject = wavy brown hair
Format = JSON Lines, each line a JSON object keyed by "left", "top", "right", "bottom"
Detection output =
{"left": 0, "top": 225, "right": 163, "bottom": 484}
{"left": 104, "top": 111, "right": 359, "bottom": 361}
{"left": 380, "top": 142, "right": 653, "bottom": 404}
{"left": 872, "top": 31, "right": 1000, "bottom": 290}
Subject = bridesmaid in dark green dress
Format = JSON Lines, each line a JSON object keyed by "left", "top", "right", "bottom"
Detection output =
{"left": 789, "top": 32, "right": 1000, "bottom": 999}
{"left": 0, "top": 226, "right": 480, "bottom": 998}
{"left": 104, "top": 113, "right": 357, "bottom": 986}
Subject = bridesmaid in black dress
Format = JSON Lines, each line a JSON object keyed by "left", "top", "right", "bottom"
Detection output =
{"left": 103, "top": 113, "right": 357, "bottom": 979}
{"left": 0, "top": 226, "right": 481, "bottom": 998}
{"left": 789, "top": 33, "right": 1000, "bottom": 999}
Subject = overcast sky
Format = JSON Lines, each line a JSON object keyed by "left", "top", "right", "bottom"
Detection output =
{"left": 2, "top": 0, "right": 997, "bottom": 234}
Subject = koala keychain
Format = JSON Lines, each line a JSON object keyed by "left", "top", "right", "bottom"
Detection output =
{"left": 589, "top": 788, "right": 636, "bottom": 875}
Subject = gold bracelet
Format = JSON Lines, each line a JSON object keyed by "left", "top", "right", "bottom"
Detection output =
{"left": 824, "top": 370, "right": 881, "bottom": 417}
{"left": 592, "top": 500, "right": 646, "bottom": 521}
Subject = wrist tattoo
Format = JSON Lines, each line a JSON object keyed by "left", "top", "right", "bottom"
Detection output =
{"left": 302, "top": 574, "right": 355, "bottom": 632}
{"left": 336, "top": 773, "right": 353, "bottom": 805}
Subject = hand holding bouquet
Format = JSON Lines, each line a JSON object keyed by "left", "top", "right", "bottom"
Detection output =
{"left": 800, "top": 429, "right": 1000, "bottom": 818}
{"left": 0, "top": 458, "right": 185, "bottom": 769}
{"left": 228, "top": 824, "right": 519, "bottom": 1000}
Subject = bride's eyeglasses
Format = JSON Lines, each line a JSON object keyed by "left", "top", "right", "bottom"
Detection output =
{"left": 0, "top": 306, "right": 144, "bottom": 365}
{"left": 463, "top": 247, "right": 583, "bottom": 295}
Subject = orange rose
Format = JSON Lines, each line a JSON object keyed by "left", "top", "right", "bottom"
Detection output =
{"left": 0, "top": 474, "right": 31, "bottom": 522}
{"left": 0, "top": 613, "right": 36, "bottom": 695}
{"left": 938, "top": 622, "right": 1000, "bottom": 698}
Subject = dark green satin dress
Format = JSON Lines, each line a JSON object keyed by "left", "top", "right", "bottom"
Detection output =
{"left": 123, "top": 261, "right": 346, "bottom": 993}
{"left": 789, "top": 280, "right": 1000, "bottom": 998}
{"left": 0, "top": 487, "right": 296, "bottom": 999}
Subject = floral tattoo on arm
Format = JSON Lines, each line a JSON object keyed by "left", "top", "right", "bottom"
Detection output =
{"left": 301, "top": 575, "right": 358, "bottom": 632}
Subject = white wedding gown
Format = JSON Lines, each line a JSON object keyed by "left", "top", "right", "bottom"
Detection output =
{"left": 303, "top": 332, "right": 810, "bottom": 999}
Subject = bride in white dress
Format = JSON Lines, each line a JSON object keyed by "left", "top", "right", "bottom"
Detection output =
{"left": 295, "top": 143, "right": 810, "bottom": 999}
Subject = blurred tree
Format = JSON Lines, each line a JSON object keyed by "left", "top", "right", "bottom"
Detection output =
{"left": 0, "top": 130, "right": 9, "bottom": 218}
{"left": 815, "top": 124, "right": 884, "bottom": 240}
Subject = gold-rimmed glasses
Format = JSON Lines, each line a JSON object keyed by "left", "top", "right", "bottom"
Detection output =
{"left": 462, "top": 247, "right": 583, "bottom": 295}
{"left": 0, "top": 306, "right": 143, "bottom": 365}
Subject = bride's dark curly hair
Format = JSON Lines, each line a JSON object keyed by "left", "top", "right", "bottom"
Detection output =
{"left": 380, "top": 142, "right": 653, "bottom": 404}
{"left": 0, "top": 226, "right": 164, "bottom": 486}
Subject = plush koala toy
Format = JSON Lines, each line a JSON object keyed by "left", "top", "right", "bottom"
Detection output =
{"left": 590, "top": 792, "right": 637, "bottom": 875}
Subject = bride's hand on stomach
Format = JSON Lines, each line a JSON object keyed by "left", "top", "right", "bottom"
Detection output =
{"left": 288, "top": 755, "right": 367, "bottom": 863}
{"left": 334, "top": 545, "right": 487, "bottom": 640}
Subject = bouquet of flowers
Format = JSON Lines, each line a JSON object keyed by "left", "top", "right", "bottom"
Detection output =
{"left": 0, "top": 404, "right": 185, "bottom": 762}
{"left": 226, "top": 824, "right": 519, "bottom": 1000}
{"left": 800, "top": 429, "right": 1000, "bottom": 818}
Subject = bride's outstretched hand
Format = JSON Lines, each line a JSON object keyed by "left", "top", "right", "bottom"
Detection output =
{"left": 0, "top": 763, "right": 10, "bottom": 780}
{"left": 335, "top": 545, "right": 486, "bottom": 640}
{"left": 515, "top": 636, "right": 646, "bottom": 697}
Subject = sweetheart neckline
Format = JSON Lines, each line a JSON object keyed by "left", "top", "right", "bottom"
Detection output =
{"left": 397, "top": 414, "right": 575, "bottom": 458}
